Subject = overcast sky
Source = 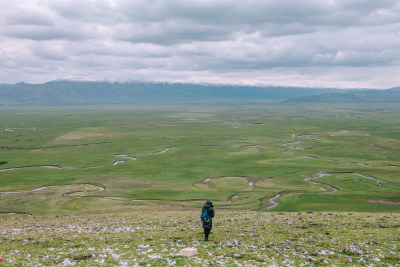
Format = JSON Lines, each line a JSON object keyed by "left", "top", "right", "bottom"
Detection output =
{"left": 1, "top": 0, "right": 400, "bottom": 88}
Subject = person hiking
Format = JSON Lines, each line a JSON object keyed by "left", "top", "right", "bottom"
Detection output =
{"left": 201, "top": 198, "right": 214, "bottom": 241}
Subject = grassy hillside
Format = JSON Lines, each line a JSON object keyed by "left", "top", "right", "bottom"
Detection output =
{"left": 287, "top": 89, "right": 400, "bottom": 103}
{"left": 0, "top": 208, "right": 399, "bottom": 266}
{"left": 0, "top": 81, "right": 340, "bottom": 106}
{"left": 0, "top": 103, "right": 399, "bottom": 215}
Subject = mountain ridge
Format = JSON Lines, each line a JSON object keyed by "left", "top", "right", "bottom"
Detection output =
{"left": 0, "top": 80, "right": 345, "bottom": 106}
{"left": 286, "top": 86, "right": 400, "bottom": 103}
{"left": 1, "top": 80, "right": 398, "bottom": 106}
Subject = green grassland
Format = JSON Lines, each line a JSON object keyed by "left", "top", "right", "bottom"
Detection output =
{"left": 0, "top": 103, "right": 399, "bottom": 215}
{"left": 0, "top": 208, "right": 399, "bottom": 266}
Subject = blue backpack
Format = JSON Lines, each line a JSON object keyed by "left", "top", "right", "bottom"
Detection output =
{"left": 201, "top": 207, "right": 210, "bottom": 222}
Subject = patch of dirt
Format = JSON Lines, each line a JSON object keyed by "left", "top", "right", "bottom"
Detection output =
{"left": 365, "top": 199, "right": 400, "bottom": 206}
{"left": 53, "top": 127, "right": 126, "bottom": 142}
{"left": 55, "top": 132, "right": 108, "bottom": 141}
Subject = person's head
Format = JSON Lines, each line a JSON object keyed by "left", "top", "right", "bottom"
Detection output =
{"left": 206, "top": 198, "right": 212, "bottom": 205}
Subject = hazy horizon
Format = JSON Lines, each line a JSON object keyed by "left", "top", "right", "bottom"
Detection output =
{"left": 2, "top": 79, "right": 396, "bottom": 90}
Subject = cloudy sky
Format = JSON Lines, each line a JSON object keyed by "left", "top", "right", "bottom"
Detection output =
{"left": 1, "top": 0, "right": 400, "bottom": 88}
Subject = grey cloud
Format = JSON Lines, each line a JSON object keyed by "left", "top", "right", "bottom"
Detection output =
{"left": 72, "top": 52, "right": 168, "bottom": 70}
{"left": 31, "top": 42, "right": 68, "bottom": 61}
{"left": 117, "top": 0, "right": 329, "bottom": 25}
{"left": 113, "top": 21, "right": 233, "bottom": 45}
{"left": 116, "top": 0, "right": 399, "bottom": 29}
{"left": 0, "top": 0, "right": 400, "bottom": 88}
{"left": 336, "top": 0, "right": 398, "bottom": 10}
{"left": 184, "top": 42, "right": 316, "bottom": 70}
{"left": 331, "top": 49, "right": 400, "bottom": 66}
{"left": 5, "top": 24, "right": 89, "bottom": 41}
{"left": 259, "top": 23, "right": 317, "bottom": 38}
{"left": 0, "top": 43, "right": 43, "bottom": 70}
{"left": 116, "top": 0, "right": 233, "bottom": 23}
{"left": 47, "top": 0, "right": 119, "bottom": 24}
{"left": 111, "top": 0, "right": 400, "bottom": 48}
{"left": 64, "top": 40, "right": 173, "bottom": 59}
{"left": 6, "top": 10, "right": 54, "bottom": 26}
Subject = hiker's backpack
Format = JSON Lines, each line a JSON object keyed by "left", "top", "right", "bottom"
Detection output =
{"left": 201, "top": 207, "right": 210, "bottom": 222}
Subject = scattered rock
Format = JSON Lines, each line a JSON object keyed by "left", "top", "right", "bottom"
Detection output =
{"left": 177, "top": 247, "right": 198, "bottom": 257}
{"left": 73, "top": 254, "right": 93, "bottom": 261}
{"left": 62, "top": 258, "right": 76, "bottom": 266}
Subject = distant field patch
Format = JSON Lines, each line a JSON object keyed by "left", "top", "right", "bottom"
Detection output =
{"left": 53, "top": 127, "right": 127, "bottom": 142}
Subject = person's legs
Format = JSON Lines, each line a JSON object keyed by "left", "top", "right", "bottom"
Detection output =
{"left": 204, "top": 228, "right": 211, "bottom": 241}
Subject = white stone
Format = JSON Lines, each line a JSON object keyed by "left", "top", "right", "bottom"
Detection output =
{"left": 177, "top": 247, "right": 198, "bottom": 257}
{"left": 62, "top": 258, "right": 76, "bottom": 266}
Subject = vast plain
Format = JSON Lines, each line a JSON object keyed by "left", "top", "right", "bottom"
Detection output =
{"left": 0, "top": 103, "right": 399, "bottom": 265}
{"left": 1, "top": 103, "right": 399, "bottom": 214}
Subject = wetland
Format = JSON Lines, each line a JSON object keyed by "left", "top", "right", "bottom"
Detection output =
{"left": 0, "top": 103, "right": 399, "bottom": 215}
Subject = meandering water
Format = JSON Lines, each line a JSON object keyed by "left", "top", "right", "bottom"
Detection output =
{"left": 0, "top": 184, "right": 105, "bottom": 216}
{"left": 263, "top": 172, "right": 386, "bottom": 210}
{"left": 0, "top": 184, "right": 104, "bottom": 195}
{"left": 1, "top": 139, "right": 394, "bottom": 211}
{"left": 0, "top": 147, "right": 175, "bottom": 172}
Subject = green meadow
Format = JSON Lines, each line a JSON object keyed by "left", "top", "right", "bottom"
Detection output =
{"left": 1, "top": 209, "right": 399, "bottom": 266}
{"left": 0, "top": 102, "right": 399, "bottom": 215}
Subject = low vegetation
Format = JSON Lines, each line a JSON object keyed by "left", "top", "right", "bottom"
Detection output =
{"left": 1, "top": 208, "right": 399, "bottom": 266}
{"left": 1, "top": 103, "right": 399, "bottom": 215}
{"left": 0, "top": 103, "right": 399, "bottom": 265}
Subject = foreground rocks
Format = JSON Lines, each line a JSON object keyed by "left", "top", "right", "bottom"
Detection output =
{"left": 0, "top": 207, "right": 399, "bottom": 266}
{"left": 178, "top": 247, "right": 198, "bottom": 257}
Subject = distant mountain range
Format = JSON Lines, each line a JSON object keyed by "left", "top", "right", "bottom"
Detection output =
{"left": 287, "top": 87, "right": 400, "bottom": 103}
{"left": 0, "top": 80, "right": 398, "bottom": 105}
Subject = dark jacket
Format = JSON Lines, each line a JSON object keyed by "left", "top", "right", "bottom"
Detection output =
{"left": 202, "top": 202, "right": 215, "bottom": 229}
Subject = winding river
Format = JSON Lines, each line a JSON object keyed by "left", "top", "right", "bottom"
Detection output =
{"left": 0, "top": 147, "right": 176, "bottom": 172}
{"left": 0, "top": 183, "right": 104, "bottom": 195}
{"left": 0, "top": 184, "right": 105, "bottom": 216}
{"left": 262, "top": 172, "right": 386, "bottom": 210}
{"left": 1, "top": 139, "right": 395, "bottom": 211}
